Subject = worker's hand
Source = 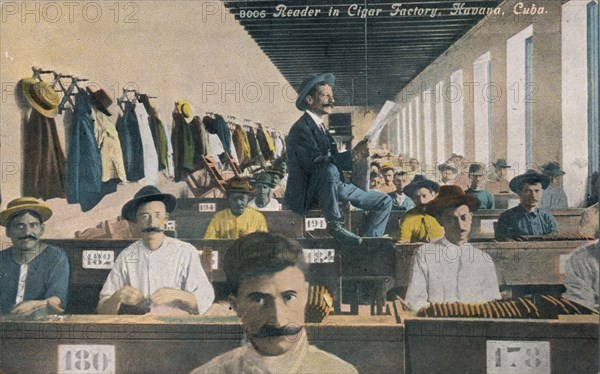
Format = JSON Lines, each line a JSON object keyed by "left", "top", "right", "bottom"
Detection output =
{"left": 151, "top": 288, "right": 188, "bottom": 305}
{"left": 115, "top": 286, "right": 145, "bottom": 306}
{"left": 10, "top": 300, "right": 47, "bottom": 315}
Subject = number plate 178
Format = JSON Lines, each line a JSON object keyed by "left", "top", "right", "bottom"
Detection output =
{"left": 486, "top": 340, "right": 550, "bottom": 374}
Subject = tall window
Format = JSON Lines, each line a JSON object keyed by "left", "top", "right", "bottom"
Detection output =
{"left": 524, "top": 37, "right": 534, "bottom": 165}
{"left": 435, "top": 81, "right": 446, "bottom": 163}
{"left": 423, "top": 89, "right": 434, "bottom": 165}
{"left": 450, "top": 69, "right": 465, "bottom": 156}
{"left": 474, "top": 52, "right": 492, "bottom": 164}
{"left": 506, "top": 25, "right": 533, "bottom": 170}
{"left": 588, "top": 1, "right": 599, "bottom": 175}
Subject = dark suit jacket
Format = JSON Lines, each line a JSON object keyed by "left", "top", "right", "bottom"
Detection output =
{"left": 284, "top": 112, "right": 350, "bottom": 214}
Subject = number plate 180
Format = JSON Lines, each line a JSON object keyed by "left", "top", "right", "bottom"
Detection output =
{"left": 58, "top": 345, "right": 115, "bottom": 374}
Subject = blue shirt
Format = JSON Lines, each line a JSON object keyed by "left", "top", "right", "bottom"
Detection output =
{"left": 466, "top": 188, "right": 495, "bottom": 209}
{"left": 495, "top": 205, "right": 559, "bottom": 240}
{"left": 0, "top": 245, "right": 69, "bottom": 314}
{"left": 388, "top": 192, "right": 416, "bottom": 211}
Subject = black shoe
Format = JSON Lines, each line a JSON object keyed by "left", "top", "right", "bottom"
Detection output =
{"left": 327, "top": 220, "right": 363, "bottom": 246}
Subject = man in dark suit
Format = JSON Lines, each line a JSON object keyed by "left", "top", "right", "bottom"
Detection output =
{"left": 284, "top": 73, "right": 392, "bottom": 245}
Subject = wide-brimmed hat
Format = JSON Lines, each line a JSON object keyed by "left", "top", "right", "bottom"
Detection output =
{"left": 509, "top": 170, "right": 550, "bottom": 193}
{"left": 438, "top": 162, "right": 458, "bottom": 173}
{"left": 541, "top": 162, "right": 565, "bottom": 176}
{"left": 121, "top": 186, "right": 177, "bottom": 222}
{"left": 426, "top": 185, "right": 481, "bottom": 217}
{"left": 0, "top": 197, "right": 53, "bottom": 226}
{"left": 468, "top": 163, "right": 484, "bottom": 176}
{"left": 86, "top": 86, "right": 113, "bottom": 116}
{"left": 252, "top": 172, "right": 275, "bottom": 188}
{"left": 493, "top": 159, "right": 510, "bottom": 168}
{"left": 225, "top": 177, "right": 254, "bottom": 194}
{"left": 403, "top": 179, "right": 440, "bottom": 198}
{"left": 380, "top": 163, "right": 395, "bottom": 172}
{"left": 20, "top": 77, "right": 60, "bottom": 118}
{"left": 295, "top": 73, "right": 335, "bottom": 111}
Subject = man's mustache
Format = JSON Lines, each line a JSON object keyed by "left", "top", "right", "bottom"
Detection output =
{"left": 18, "top": 235, "right": 37, "bottom": 240}
{"left": 142, "top": 227, "right": 163, "bottom": 233}
{"left": 253, "top": 324, "right": 303, "bottom": 338}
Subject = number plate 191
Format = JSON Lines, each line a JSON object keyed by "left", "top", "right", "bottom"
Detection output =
{"left": 486, "top": 340, "right": 550, "bottom": 374}
{"left": 58, "top": 345, "right": 115, "bottom": 374}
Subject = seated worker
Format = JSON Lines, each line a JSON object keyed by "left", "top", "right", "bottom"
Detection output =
{"left": 539, "top": 161, "right": 569, "bottom": 210}
{"left": 465, "top": 163, "right": 495, "bottom": 209}
{"left": 376, "top": 163, "right": 396, "bottom": 193}
{"left": 388, "top": 171, "right": 415, "bottom": 211}
{"left": 438, "top": 163, "right": 459, "bottom": 187}
{"left": 98, "top": 186, "right": 214, "bottom": 315}
{"left": 398, "top": 179, "right": 444, "bottom": 243}
{"left": 404, "top": 186, "right": 501, "bottom": 310}
{"left": 204, "top": 177, "right": 268, "bottom": 239}
{"left": 269, "top": 159, "right": 288, "bottom": 198}
{"left": 248, "top": 172, "right": 281, "bottom": 211}
{"left": 485, "top": 158, "right": 511, "bottom": 194}
{"left": 285, "top": 73, "right": 392, "bottom": 246}
{"left": 563, "top": 240, "right": 599, "bottom": 311}
{"left": 191, "top": 232, "right": 358, "bottom": 373}
{"left": 495, "top": 170, "right": 559, "bottom": 240}
{"left": 369, "top": 161, "right": 383, "bottom": 189}
{"left": 407, "top": 158, "right": 424, "bottom": 181}
{"left": 0, "top": 198, "right": 69, "bottom": 315}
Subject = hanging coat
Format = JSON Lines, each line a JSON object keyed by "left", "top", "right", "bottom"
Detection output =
{"left": 232, "top": 125, "right": 252, "bottom": 167}
{"left": 189, "top": 116, "right": 208, "bottom": 165}
{"left": 116, "top": 102, "right": 145, "bottom": 182}
{"left": 134, "top": 102, "right": 159, "bottom": 185}
{"left": 67, "top": 90, "right": 116, "bottom": 211}
{"left": 93, "top": 109, "right": 126, "bottom": 182}
{"left": 214, "top": 115, "right": 231, "bottom": 154}
{"left": 256, "top": 127, "right": 274, "bottom": 161}
{"left": 139, "top": 94, "right": 168, "bottom": 172}
{"left": 171, "top": 112, "right": 196, "bottom": 182}
{"left": 247, "top": 128, "right": 261, "bottom": 160}
{"left": 23, "top": 110, "right": 67, "bottom": 199}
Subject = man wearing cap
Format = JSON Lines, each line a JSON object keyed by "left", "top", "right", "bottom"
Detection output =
{"left": 190, "top": 232, "right": 358, "bottom": 374}
{"left": 248, "top": 172, "right": 281, "bottom": 211}
{"left": 539, "top": 162, "right": 569, "bottom": 210}
{"left": 465, "top": 163, "right": 495, "bottom": 209}
{"left": 285, "top": 73, "right": 392, "bottom": 246}
{"left": 389, "top": 171, "right": 415, "bottom": 211}
{"left": 204, "top": 177, "right": 268, "bottom": 239}
{"left": 485, "top": 159, "right": 512, "bottom": 194}
{"left": 398, "top": 179, "right": 444, "bottom": 243}
{"left": 404, "top": 186, "right": 501, "bottom": 310}
{"left": 495, "top": 170, "right": 559, "bottom": 240}
{"left": 376, "top": 163, "right": 396, "bottom": 193}
{"left": 97, "top": 186, "right": 214, "bottom": 314}
{"left": 0, "top": 198, "right": 69, "bottom": 315}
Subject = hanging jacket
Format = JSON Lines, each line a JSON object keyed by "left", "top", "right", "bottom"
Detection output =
{"left": 67, "top": 90, "right": 116, "bottom": 211}
{"left": 134, "top": 102, "right": 159, "bottom": 185}
{"left": 23, "top": 110, "right": 67, "bottom": 199}
{"left": 171, "top": 112, "right": 196, "bottom": 182}
{"left": 116, "top": 101, "right": 145, "bottom": 182}
{"left": 214, "top": 114, "right": 231, "bottom": 153}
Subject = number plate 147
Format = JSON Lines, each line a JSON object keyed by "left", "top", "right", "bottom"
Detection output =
{"left": 486, "top": 340, "right": 550, "bottom": 374}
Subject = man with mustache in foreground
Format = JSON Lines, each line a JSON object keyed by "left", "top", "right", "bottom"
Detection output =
{"left": 0, "top": 198, "right": 69, "bottom": 315}
{"left": 97, "top": 186, "right": 214, "bottom": 315}
{"left": 495, "top": 170, "right": 559, "bottom": 240}
{"left": 191, "top": 232, "right": 357, "bottom": 373}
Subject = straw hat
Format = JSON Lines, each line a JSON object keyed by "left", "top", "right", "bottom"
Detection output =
{"left": 0, "top": 197, "right": 53, "bottom": 226}
{"left": 20, "top": 77, "right": 60, "bottom": 118}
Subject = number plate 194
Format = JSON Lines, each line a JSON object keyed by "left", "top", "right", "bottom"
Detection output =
{"left": 486, "top": 340, "right": 550, "bottom": 374}
{"left": 58, "top": 345, "right": 115, "bottom": 374}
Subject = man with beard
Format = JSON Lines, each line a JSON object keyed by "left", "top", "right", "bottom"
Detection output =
{"left": 204, "top": 177, "right": 268, "bottom": 238}
{"left": 495, "top": 170, "right": 559, "bottom": 240}
{"left": 191, "top": 232, "right": 357, "bottom": 373}
{"left": 285, "top": 73, "right": 392, "bottom": 246}
{"left": 405, "top": 186, "right": 501, "bottom": 310}
{"left": 97, "top": 186, "right": 214, "bottom": 314}
{"left": 0, "top": 197, "right": 69, "bottom": 315}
